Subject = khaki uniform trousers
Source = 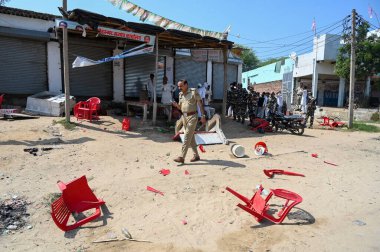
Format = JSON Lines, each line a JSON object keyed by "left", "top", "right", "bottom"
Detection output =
{"left": 180, "top": 114, "right": 199, "bottom": 159}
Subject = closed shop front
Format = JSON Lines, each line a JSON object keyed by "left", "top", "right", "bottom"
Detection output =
{"left": 212, "top": 63, "right": 238, "bottom": 100}
{"left": 175, "top": 57, "right": 207, "bottom": 89}
{"left": 0, "top": 36, "right": 47, "bottom": 94}
{"left": 124, "top": 54, "right": 165, "bottom": 98}
{"left": 68, "top": 38, "right": 113, "bottom": 98}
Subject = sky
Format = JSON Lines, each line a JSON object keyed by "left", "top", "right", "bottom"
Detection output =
{"left": 4, "top": 0, "right": 380, "bottom": 60}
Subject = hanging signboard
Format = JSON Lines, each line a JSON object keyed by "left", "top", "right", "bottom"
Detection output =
{"left": 208, "top": 50, "right": 223, "bottom": 62}
{"left": 55, "top": 19, "right": 155, "bottom": 45}
{"left": 191, "top": 49, "right": 208, "bottom": 62}
{"left": 191, "top": 49, "right": 223, "bottom": 62}
{"left": 97, "top": 26, "right": 155, "bottom": 46}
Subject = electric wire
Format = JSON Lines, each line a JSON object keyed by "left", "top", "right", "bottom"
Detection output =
{"left": 257, "top": 23, "right": 345, "bottom": 59}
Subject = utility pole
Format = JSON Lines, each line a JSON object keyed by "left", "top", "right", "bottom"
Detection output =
{"left": 348, "top": 9, "right": 356, "bottom": 128}
{"left": 222, "top": 46, "right": 228, "bottom": 120}
{"left": 63, "top": 0, "right": 71, "bottom": 122}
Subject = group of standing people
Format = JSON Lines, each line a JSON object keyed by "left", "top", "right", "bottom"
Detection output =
{"left": 145, "top": 73, "right": 177, "bottom": 105}
{"left": 227, "top": 82, "right": 286, "bottom": 125}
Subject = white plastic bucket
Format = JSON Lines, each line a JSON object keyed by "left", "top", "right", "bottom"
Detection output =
{"left": 231, "top": 144, "right": 245, "bottom": 158}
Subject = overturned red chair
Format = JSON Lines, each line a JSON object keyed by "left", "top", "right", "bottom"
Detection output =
{"left": 51, "top": 176, "right": 105, "bottom": 231}
{"left": 226, "top": 185, "right": 302, "bottom": 224}
{"left": 319, "top": 116, "right": 345, "bottom": 128}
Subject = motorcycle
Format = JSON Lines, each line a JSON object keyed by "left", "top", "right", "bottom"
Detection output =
{"left": 267, "top": 111, "right": 306, "bottom": 135}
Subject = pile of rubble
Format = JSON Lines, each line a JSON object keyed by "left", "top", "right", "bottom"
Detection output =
{"left": 0, "top": 196, "right": 31, "bottom": 235}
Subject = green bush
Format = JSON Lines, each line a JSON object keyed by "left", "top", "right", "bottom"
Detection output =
{"left": 370, "top": 112, "right": 379, "bottom": 121}
{"left": 352, "top": 122, "right": 380, "bottom": 132}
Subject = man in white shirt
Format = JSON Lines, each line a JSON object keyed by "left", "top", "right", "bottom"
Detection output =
{"left": 276, "top": 91, "right": 283, "bottom": 113}
{"left": 197, "top": 83, "right": 206, "bottom": 118}
{"left": 146, "top": 73, "right": 155, "bottom": 102}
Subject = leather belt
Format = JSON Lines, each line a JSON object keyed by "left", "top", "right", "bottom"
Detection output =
{"left": 182, "top": 111, "right": 196, "bottom": 117}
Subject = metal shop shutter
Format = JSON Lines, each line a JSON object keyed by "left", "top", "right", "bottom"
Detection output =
{"left": 175, "top": 58, "right": 207, "bottom": 89}
{"left": 68, "top": 41, "right": 113, "bottom": 98}
{"left": 124, "top": 55, "right": 165, "bottom": 98}
{"left": 0, "top": 36, "right": 47, "bottom": 94}
{"left": 212, "top": 63, "right": 237, "bottom": 100}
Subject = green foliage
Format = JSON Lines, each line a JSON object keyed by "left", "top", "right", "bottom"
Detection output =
{"left": 351, "top": 122, "right": 380, "bottom": 132}
{"left": 336, "top": 21, "right": 380, "bottom": 79}
{"left": 258, "top": 57, "right": 287, "bottom": 67}
{"left": 237, "top": 45, "right": 260, "bottom": 72}
{"left": 52, "top": 119, "right": 76, "bottom": 130}
{"left": 370, "top": 112, "right": 380, "bottom": 121}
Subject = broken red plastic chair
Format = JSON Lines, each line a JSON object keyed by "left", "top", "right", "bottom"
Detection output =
{"left": 147, "top": 186, "right": 164, "bottom": 196}
{"left": 226, "top": 185, "right": 302, "bottom": 224}
{"left": 159, "top": 169, "right": 171, "bottom": 176}
{"left": 263, "top": 169, "right": 305, "bottom": 178}
{"left": 51, "top": 176, "right": 105, "bottom": 231}
{"left": 122, "top": 117, "right": 130, "bottom": 131}
{"left": 199, "top": 144, "right": 206, "bottom": 153}
{"left": 73, "top": 101, "right": 88, "bottom": 120}
{"left": 319, "top": 116, "right": 345, "bottom": 128}
{"left": 251, "top": 118, "right": 272, "bottom": 132}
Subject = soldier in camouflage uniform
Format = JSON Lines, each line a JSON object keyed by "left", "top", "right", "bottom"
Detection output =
{"left": 267, "top": 92, "right": 277, "bottom": 117}
{"left": 305, "top": 92, "right": 317, "bottom": 128}
{"left": 226, "top": 82, "right": 236, "bottom": 117}
{"left": 235, "top": 83, "right": 248, "bottom": 123}
{"left": 230, "top": 83, "right": 239, "bottom": 120}
{"left": 247, "top": 85, "right": 258, "bottom": 124}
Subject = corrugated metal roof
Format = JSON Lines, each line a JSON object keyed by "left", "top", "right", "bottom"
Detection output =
{"left": 0, "top": 6, "right": 58, "bottom": 21}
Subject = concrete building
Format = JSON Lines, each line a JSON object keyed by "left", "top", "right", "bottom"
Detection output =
{"left": 242, "top": 58, "right": 294, "bottom": 105}
{"left": 0, "top": 6, "right": 241, "bottom": 107}
{"left": 242, "top": 33, "right": 379, "bottom": 108}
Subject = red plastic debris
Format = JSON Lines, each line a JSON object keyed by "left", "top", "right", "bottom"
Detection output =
{"left": 184, "top": 170, "right": 190, "bottom": 175}
{"left": 159, "top": 169, "right": 171, "bottom": 176}
{"left": 226, "top": 185, "right": 303, "bottom": 224}
{"left": 311, "top": 153, "right": 318, "bottom": 158}
{"left": 263, "top": 169, "right": 305, "bottom": 178}
{"left": 182, "top": 220, "right": 188, "bottom": 225}
{"left": 324, "top": 161, "right": 338, "bottom": 166}
{"left": 146, "top": 186, "right": 164, "bottom": 196}
{"left": 122, "top": 117, "right": 130, "bottom": 131}
{"left": 198, "top": 144, "right": 206, "bottom": 153}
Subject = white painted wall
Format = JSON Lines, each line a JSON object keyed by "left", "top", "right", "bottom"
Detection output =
{"left": 0, "top": 14, "right": 54, "bottom": 32}
{"left": 206, "top": 60, "right": 212, "bottom": 85}
{"left": 237, "top": 63, "right": 242, "bottom": 83}
{"left": 47, "top": 41, "right": 62, "bottom": 93}
{"left": 113, "top": 48, "right": 125, "bottom": 102}
{"left": 166, "top": 56, "right": 174, "bottom": 84}
{"left": 293, "top": 53, "right": 314, "bottom": 77}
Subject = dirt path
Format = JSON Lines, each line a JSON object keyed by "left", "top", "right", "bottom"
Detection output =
{"left": 1, "top": 116, "right": 379, "bottom": 251}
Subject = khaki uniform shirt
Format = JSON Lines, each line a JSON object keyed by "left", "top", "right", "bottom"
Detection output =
{"left": 179, "top": 88, "right": 201, "bottom": 113}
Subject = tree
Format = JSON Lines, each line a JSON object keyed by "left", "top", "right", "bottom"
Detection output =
{"left": 336, "top": 21, "right": 380, "bottom": 80}
{"left": 238, "top": 45, "right": 259, "bottom": 72}
{"left": 0, "top": 0, "right": 10, "bottom": 6}
{"left": 258, "top": 57, "right": 287, "bottom": 67}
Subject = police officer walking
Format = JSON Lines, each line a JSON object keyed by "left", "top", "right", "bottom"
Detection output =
{"left": 305, "top": 92, "right": 317, "bottom": 128}
{"left": 172, "top": 80, "right": 206, "bottom": 164}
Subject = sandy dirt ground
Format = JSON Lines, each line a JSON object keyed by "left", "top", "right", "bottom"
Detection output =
{"left": 0, "top": 115, "right": 380, "bottom": 252}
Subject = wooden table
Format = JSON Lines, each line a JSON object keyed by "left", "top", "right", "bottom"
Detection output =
{"left": 126, "top": 101, "right": 149, "bottom": 121}
{"left": 126, "top": 101, "right": 172, "bottom": 122}
{"left": 157, "top": 103, "right": 172, "bottom": 122}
